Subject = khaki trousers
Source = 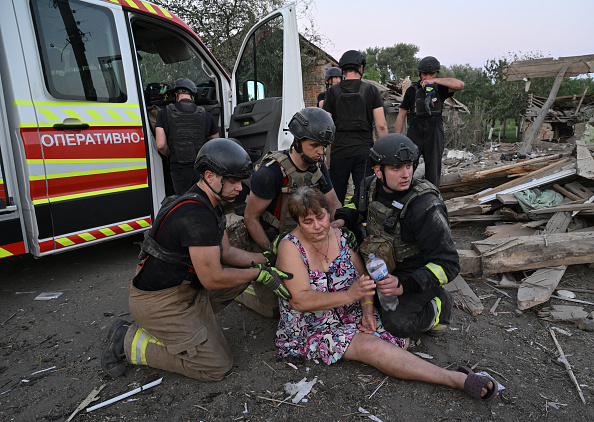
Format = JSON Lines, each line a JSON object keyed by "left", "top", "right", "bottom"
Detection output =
{"left": 124, "top": 280, "right": 248, "bottom": 381}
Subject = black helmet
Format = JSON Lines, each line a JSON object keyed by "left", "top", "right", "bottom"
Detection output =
{"left": 370, "top": 134, "right": 419, "bottom": 166}
{"left": 173, "top": 78, "right": 197, "bottom": 95}
{"left": 418, "top": 56, "right": 440, "bottom": 74}
{"left": 289, "top": 107, "right": 335, "bottom": 146}
{"left": 194, "top": 138, "right": 253, "bottom": 179}
{"left": 325, "top": 67, "right": 342, "bottom": 81}
{"left": 338, "top": 50, "right": 366, "bottom": 71}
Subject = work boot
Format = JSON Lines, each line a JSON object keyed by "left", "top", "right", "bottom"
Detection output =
{"left": 101, "top": 319, "right": 130, "bottom": 378}
{"left": 424, "top": 289, "right": 453, "bottom": 337}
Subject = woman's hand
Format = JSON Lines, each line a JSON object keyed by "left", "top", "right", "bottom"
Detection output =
{"left": 347, "top": 274, "right": 376, "bottom": 302}
{"left": 359, "top": 309, "right": 377, "bottom": 333}
{"left": 376, "top": 274, "right": 403, "bottom": 297}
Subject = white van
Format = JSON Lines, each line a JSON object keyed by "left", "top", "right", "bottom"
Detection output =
{"left": 0, "top": 0, "right": 304, "bottom": 259}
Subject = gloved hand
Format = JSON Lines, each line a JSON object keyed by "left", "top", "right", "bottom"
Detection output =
{"left": 262, "top": 232, "right": 288, "bottom": 267}
{"left": 252, "top": 262, "right": 293, "bottom": 300}
{"left": 341, "top": 227, "right": 358, "bottom": 252}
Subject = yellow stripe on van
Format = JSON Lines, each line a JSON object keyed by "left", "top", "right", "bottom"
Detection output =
{"left": 15, "top": 100, "right": 139, "bottom": 108}
{"left": 31, "top": 183, "right": 149, "bottom": 205}
{"left": 158, "top": 6, "right": 172, "bottom": 17}
{"left": 30, "top": 121, "right": 142, "bottom": 128}
{"left": 123, "top": 0, "right": 140, "bottom": 9}
{"left": 100, "top": 228, "right": 117, "bottom": 236}
{"left": 85, "top": 109, "right": 103, "bottom": 119}
{"left": 119, "top": 224, "right": 134, "bottom": 232}
{"left": 137, "top": 219, "right": 150, "bottom": 228}
{"left": 106, "top": 110, "right": 122, "bottom": 119}
{"left": 27, "top": 158, "right": 146, "bottom": 164}
{"left": 28, "top": 165, "right": 147, "bottom": 181}
{"left": 62, "top": 109, "right": 82, "bottom": 119}
{"left": 125, "top": 110, "right": 140, "bottom": 119}
{"left": 37, "top": 109, "right": 59, "bottom": 120}
{"left": 79, "top": 232, "right": 97, "bottom": 241}
{"left": 142, "top": 1, "right": 157, "bottom": 13}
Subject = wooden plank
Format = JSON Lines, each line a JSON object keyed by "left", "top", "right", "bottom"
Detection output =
{"left": 471, "top": 232, "right": 594, "bottom": 274}
{"left": 504, "top": 54, "right": 594, "bottom": 81}
{"left": 517, "top": 266, "right": 567, "bottom": 310}
{"left": 473, "top": 157, "right": 571, "bottom": 201}
{"left": 484, "top": 223, "right": 535, "bottom": 239}
{"left": 528, "top": 203, "right": 594, "bottom": 214}
{"left": 553, "top": 183, "right": 583, "bottom": 201}
{"left": 544, "top": 211, "right": 572, "bottom": 233}
{"left": 520, "top": 64, "right": 569, "bottom": 154}
{"left": 576, "top": 141, "right": 594, "bottom": 180}
{"left": 458, "top": 249, "right": 481, "bottom": 275}
{"left": 444, "top": 275, "right": 484, "bottom": 316}
{"left": 539, "top": 305, "right": 588, "bottom": 321}
{"left": 564, "top": 181, "right": 594, "bottom": 199}
{"left": 461, "top": 155, "right": 559, "bottom": 181}
{"left": 496, "top": 193, "right": 519, "bottom": 205}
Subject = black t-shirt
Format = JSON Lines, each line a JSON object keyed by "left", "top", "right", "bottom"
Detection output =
{"left": 250, "top": 151, "right": 333, "bottom": 230}
{"left": 156, "top": 99, "right": 219, "bottom": 138}
{"left": 400, "top": 82, "right": 453, "bottom": 118}
{"left": 316, "top": 90, "right": 327, "bottom": 107}
{"left": 322, "top": 79, "right": 384, "bottom": 158}
{"left": 133, "top": 185, "right": 223, "bottom": 291}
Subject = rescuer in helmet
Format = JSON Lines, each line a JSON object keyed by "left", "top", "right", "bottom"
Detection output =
{"left": 240, "top": 107, "right": 342, "bottom": 317}
{"left": 101, "top": 138, "right": 293, "bottom": 381}
{"left": 333, "top": 133, "right": 459, "bottom": 339}
{"left": 394, "top": 56, "right": 464, "bottom": 188}
{"left": 155, "top": 78, "right": 220, "bottom": 194}
{"left": 322, "top": 50, "right": 388, "bottom": 204}
{"left": 317, "top": 67, "right": 342, "bottom": 108}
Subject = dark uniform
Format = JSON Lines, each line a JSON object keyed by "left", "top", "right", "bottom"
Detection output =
{"left": 400, "top": 83, "right": 453, "bottom": 188}
{"left": 335, "top": 177, "right": 459, "bottom": 338}
{"left": 323, "top": 79, "right": 383, "bottom": 203}
{"left": 251, "top": 150, "right": 333, "bottom": 237}
{"left": 156, "top": 99, "right": 219, "bottom": 194}
{"left": 124, "top": 184, "right": 247, "bottom": 380}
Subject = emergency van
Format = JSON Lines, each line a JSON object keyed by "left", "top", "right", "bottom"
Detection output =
{"left": 0, "top": 0, "right": 304, "bottom": 259}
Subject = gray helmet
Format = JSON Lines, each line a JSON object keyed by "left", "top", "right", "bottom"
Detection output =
{"left": 194, "top": 138, "right": 253, "bottom": 180}
{"left": 418, "top": 56, "right": 440, "bottom": 74}
{"left": 325, "top": 67, "right": 342, "bottom": 81}
{"left": 289, "top": 107, "right": 335, "bottom": 146}
{"left": 370, "top": 134, "right": 419, "bottom": 166}
{"left": 173, "top": 78, "right": 197, "bottom": 95}
{"left": 338, "top": 50, "right": 366, "bottom": 72}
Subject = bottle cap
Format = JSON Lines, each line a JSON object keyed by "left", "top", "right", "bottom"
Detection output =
{"left": 368, "top": 254, "right": 375, "bottom": 259}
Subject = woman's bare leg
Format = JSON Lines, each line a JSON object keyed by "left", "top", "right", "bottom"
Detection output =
{"left": 343, "top": 333, "right": 492, "bottom": 396}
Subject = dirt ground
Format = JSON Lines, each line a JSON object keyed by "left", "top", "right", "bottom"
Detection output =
{"left": 1, "top": 223, "right": 594, "bottom": 422}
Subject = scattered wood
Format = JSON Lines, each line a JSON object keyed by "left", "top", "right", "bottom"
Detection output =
{"left": 575, "top": 140, "right": 594, "bottom": 180}
{"left": 484, "top": 223, "right": 535, "bottom": 239}
{"left": 471, "top": 232, "right": 594, "bottom": 274}
{"left": 444, "top": 275, "right": 484, "bottom": 316}
{"left": 549, "top": 328, "right": 586, "bottom": 404}
{"left": 457, "top": 249, "right": 481, "bottom": 275}
{"left": 517, "top": 267, "right": 566, "bottom": 310}
{"left": 538, "top": 305, "right": 588, "bottom": 321}
{"left": 489, "top": 298, "right": 502, "bottom": 315}
{"left": 495, "top": 193, "right": 519, "bottom": 205}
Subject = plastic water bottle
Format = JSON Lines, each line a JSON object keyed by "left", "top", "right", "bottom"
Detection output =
{"left": 365, "top": 254, "right": 399, "bottom": 311}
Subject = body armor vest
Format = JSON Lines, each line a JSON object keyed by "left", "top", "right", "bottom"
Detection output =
{"left": 257, "top": 151, "right": 328, "bottom": 233}
{"left": 359, "top": 177, "right": 441, "bottom": 264}
{"left": 139, "top": 190, "right": 225, "bottom": 268}
{"left": 166, "top": 100, "right": 207, "bottom": 164}
{"left": 332, "top": 82, "right": 373, "bottom": 132}
{"left": 412, "top": 84, "right": 443, "bottom": 117}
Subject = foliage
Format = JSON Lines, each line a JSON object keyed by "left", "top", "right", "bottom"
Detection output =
{"left": 152, "top": 0, "right": 318, "bottom": 74}
{"left": 443, "top": 103, "right": 490, "bottom": 151}
{"left": 362, "top": 43, "right": 419, "bottom": 83}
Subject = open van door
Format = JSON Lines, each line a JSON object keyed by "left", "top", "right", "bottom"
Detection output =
{"left": 229, "top": 4, "right": 304, "bottom": 162}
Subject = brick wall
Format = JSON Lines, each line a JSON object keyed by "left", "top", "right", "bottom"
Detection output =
{"left": 303, "top": 60, "right": 332, "bottom": 107}
{"left": 524, "top": 121, "right": 555, "bottom": 141}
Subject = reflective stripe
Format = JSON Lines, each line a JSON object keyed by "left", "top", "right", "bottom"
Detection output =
{"left": 158, "top": 6, "right": 172, "bottom": 17}
{"left": 32, "top": 183, "right": 149, "bottom": 205}
{"left": 429, "top": 296, "right": 443, "bottom": 328}
{"left": 344, "top": 203, "right": 357, "bottom": 210}
{"left": 141, "top": 1, "right": 157, "bottom": 13}
{"left": 62, "top": 109, "right": 82, "bottom": 119}
{"left": 131, "top": 327, "right": 164, "bottom": 366}
{"left": 29, "top": 165, "right": 146, "bottom": 181}
{"left": 426, "top": 262, "right": 448, "bottom": 286}
{"left": 123, "top": 0, "right": 140, "bottom": 9}
{"left": 27, "top": 158, "right": 146, "bottom": 164}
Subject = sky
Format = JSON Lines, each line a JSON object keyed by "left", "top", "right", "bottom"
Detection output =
{"left": 303, "top": 0, "right": 593, "bottom": 70}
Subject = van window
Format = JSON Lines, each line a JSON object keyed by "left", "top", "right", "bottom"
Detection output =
{"left": 235, "top": 15, "right": 284, "bottom": 104}
{"left": 31, "top": 0, "right": 127, "bottom": 102}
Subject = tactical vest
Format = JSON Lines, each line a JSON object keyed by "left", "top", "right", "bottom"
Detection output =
{"left": 166, "top": 100, "right": 207, "bottom": 164}
{"left": 332, "top": 81, "right": 373, "bottom": 132}
{"left": 412, "top": 84, "right": 443, "bottom": 117}
{"left": 358, "top": 177, "right": 441, "bottom": 265}
{"left": 138, "top": 190, "right": 225, "bottom": 269}
{"left": 257, "top": 151, "right": 328, "bottom": 233}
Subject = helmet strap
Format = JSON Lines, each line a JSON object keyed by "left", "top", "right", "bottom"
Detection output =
{"left": 201, "top": 174, "right": 236, "bottom": 203}
{"left": 379, "top": 166, "right": 398, "bottom": 194}
{"left": 301, "top": 152, "right": 319, "bottom": 165}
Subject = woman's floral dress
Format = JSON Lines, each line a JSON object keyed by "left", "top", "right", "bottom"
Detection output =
{"left": 275, "top": 229, "right": 406, "bottom": 364}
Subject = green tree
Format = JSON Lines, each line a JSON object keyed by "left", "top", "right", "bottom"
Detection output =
{"left": 363, "top": 43, "right": 419, "bottom": 83}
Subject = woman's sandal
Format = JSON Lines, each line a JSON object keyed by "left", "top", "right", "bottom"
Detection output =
{"left": 457, "top": 366, "right": 499, "bottom": 401}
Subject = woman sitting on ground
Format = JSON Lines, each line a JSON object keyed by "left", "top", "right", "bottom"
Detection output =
{"left": 274, "top": 186, "right": 498, "bottom": 401}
